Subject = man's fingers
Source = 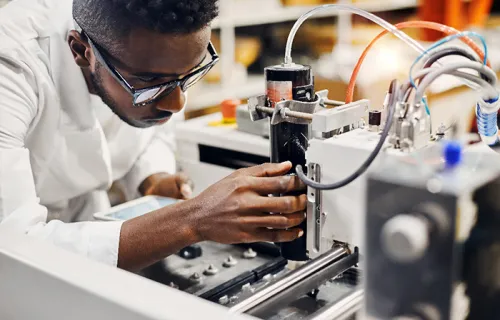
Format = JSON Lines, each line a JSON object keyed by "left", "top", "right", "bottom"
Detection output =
{"left": 254, "top": 194, "right": 307, "bottom": 214}
{"left": 253, "top": 228, "right": 304, "bottom": 243}
{"left": 235, "top": 162, "right": 292, "bottom": 178}
{"left": 248, "top": 175, "right": 306, "bottom": 195}
{"left": 241, "top": 212, "right": 306, "bottom": 229}
{"left": 176, "top": 173, "right": 194, "bottom": 188}
{"left": 175, "top": 173, "right": 194, "bottom": 199}
{"left": 180, "top": 184, "right": 193, "bottom": 199}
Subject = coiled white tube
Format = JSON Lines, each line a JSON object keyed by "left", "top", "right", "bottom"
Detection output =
{"left": 414, "top": 61, "right": 498, "bottom": 104}
{"left": 284, "top": 4, "right": 427, "bottom": 65}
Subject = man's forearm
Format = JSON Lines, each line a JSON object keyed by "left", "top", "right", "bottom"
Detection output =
{"left": 118, "top": 199, "right": 200, "bottom": 271}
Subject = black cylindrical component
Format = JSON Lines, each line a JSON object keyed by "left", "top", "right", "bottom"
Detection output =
{"left": 464, "top": 179, "right": 500, "bottom": 320}
{"left": 369, "top": 110, "right": 382, "bottom": 126}
{"left": 265, "top": 64, "right": 314, "bottom": 261}
{"left": 178, "top": 245, "right": 203, "bottom": 260}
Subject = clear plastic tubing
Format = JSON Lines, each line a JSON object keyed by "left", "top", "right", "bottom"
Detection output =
{"left": 284, "top": 4, "right": 484, "bottom": 93}
{"left": 284, "top": 4, "right": 427, "bottom": 66}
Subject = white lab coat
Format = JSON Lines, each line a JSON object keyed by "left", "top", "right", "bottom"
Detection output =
{"left": 0, "top": 0, "right": 181, "bottom": 266}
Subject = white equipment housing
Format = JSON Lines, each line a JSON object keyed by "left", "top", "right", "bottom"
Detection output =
{"left": 305, "top": 128, "right": 433, "bottom": 258}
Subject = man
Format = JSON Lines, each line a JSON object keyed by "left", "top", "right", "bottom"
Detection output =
{"left": 0, "top": 0, "right": 306, "bottom": 272}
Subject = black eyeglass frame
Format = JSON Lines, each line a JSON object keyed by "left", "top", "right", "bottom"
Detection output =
{"left": 80, "top": 28, "right": 219, "bottom": 107}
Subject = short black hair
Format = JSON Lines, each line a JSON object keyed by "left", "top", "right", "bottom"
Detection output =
{"left": 73, "top": 0, "right": 218, "bottom": 52}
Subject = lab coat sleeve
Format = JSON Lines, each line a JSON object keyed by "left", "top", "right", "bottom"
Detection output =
{"left": 120, "top": 105, "right": 185, "bottom": 200}
{"left": 0, "top": 59, "right": 123, "bottom": 266}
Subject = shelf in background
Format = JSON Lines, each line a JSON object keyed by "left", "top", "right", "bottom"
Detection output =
{"left": 187, "top": 75, "right": 265, "bottom": 111}
{"left": 212, "top": 0, "right": 418, "bottom": 28}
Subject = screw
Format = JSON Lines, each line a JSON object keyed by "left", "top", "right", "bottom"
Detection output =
{"left": 219, "top": 295, "right": 229, "bottom": 305}
{"left": 229, "top": 296, "right": 238, "bottom": 304}
{"left": 223, "top": 255, "right": 238, "bottom": 268}
{"left": 263, "top": 274, "right": 272, "bottom": 282}
{"left": 190, "top": 272, "right": 202, "bottom": 283}
{"left": 168, "top": 282, "right": 179, "bottom": 289}
{"left": 243, "top": 248, "right": 257, "bottom": 259}
{"left": 204, "top": 264, "right": 219, "bottom": 276}
{"left": 242, "top": 283, "right": 254, "bottom": 293}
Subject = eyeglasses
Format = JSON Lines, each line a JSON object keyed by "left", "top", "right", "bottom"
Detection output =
{"left": 82, "top": 30, "right": 219, "bottom": 107}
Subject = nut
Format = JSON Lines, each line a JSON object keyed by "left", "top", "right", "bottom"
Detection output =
{"left": 243, "top": 248, "right": 257, "bottom": 259}
{"left": 223, "top": 255, "right": 238, "bottom": 267}
{"left": 204, "top": 264, "right": 219, "bottom": 276}
{"left": 190, "top": 272, "right": 202, "bottom": 282}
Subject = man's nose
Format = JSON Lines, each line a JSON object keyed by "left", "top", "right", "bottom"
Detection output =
{"left": 156, "top": 86, "right": 185, "bottom": 113}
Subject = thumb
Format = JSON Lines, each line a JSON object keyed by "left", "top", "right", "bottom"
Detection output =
{"left": 176, "top": 173, "right": 194, "bottom": 199}
{"left": 180, "top": 183, "right": 193, "bottom": 199}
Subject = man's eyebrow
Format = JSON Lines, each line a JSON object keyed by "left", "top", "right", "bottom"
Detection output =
{"left": 130, "top": 54, "right": 207, "bottom": 79}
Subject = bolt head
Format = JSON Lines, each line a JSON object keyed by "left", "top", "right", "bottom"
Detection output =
{"left": 223, "top": 255, "right": 238, "bottom": 267}
{"left": 204, "top": 264, "right": 219, "bottom": 276}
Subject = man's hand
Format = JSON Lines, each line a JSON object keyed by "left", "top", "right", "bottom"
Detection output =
{"left": 140, "top": 172, "right": 193, "bottom": 199}
{"left": 119, "top": 162, "right": 306, "bottom": 271}
{"left": 186, "top": 161, "right": 306, "bottom": 244}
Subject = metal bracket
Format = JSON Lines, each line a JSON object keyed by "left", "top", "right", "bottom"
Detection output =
{"left": 248, "top": 91, "right": 330, "bottom": 124}
{"left": 248, "top": 94, "right": 268, "bottom": 122}
{"left": 312, "top": 99, "right": 370, "bottom": 133}
{"left": 306, "top": 163, "right": 324, "bottom": 259}
{"left": 271, "top": 99, "right": 317, "bottom": 125}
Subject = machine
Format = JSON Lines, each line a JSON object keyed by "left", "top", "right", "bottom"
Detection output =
{"left": 364, "top": 144, "right": 500, "bottom": 320}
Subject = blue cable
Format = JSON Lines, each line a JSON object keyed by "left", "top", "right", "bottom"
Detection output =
{"left": 408, "top": 31, "right": 488, "bottom": 117}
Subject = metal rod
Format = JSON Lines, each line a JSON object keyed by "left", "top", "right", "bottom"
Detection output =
{"left": 229, "top": 246, "right": 348, "bottom": 314}
{"left": 255, "top": 106, "right": 314, "bottom": 121}
{"left": 285, "top": 109, "right": 314, "bottom": 120}
{"left": 323, "top": 98, "right": 346, "bottom": 107}
{"left": 248, "top": 251, "right": 359, "bottom": 317}
{"left": 307, "top": 289, "right": 364, "bottom": 320}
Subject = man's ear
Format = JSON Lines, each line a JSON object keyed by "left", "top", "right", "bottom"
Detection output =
{"left": 68, "top": 30, "right": 91, "bottom": 68}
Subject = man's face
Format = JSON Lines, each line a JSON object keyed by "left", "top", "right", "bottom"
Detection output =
{"left": 86, "top": 27, "right": 211, "bottom": 128}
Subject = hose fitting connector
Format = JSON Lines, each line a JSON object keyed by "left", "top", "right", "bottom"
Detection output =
{"left": 476, "top": 95, "right": 500, "bottom": 146}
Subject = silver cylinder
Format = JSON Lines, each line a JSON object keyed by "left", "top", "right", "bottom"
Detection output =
{"left": 229, "top": 246, "right": 348, "bottom": 314}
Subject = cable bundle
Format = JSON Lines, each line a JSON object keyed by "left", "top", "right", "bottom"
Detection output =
{"left": 286, "top": 5, "right": 499, "bottom": 190}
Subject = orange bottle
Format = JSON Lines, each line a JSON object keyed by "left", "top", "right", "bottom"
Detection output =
{"left": 220, "top": 99, "right": 240, "bottom": 124}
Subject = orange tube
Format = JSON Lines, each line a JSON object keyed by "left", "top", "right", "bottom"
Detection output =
{"left": 445, "top": 0, "right": 465, "bottom": 30}
{"left": 345, "top": 21, "right": 490, "bottom": 104}
{"left": 469, "top": 0, "right": 494, "bottom": 27}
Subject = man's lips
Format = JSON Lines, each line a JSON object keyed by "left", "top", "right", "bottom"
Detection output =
{"left": 143, "top": 112, "right": 173, "bottom": 124}
{"left": 156, "top": 118, "right": 171, "bottom": 125}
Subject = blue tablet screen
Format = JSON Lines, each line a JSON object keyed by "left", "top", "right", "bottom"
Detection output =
{"left": 108, "top": 197, "right": 179, "bottom": 221}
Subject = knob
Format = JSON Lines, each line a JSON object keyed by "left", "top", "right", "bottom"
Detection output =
{"left": 381, "top": 214, "right": 430, "bottom": 263}
{"left": 178, "top": 245, "right": 203, "bottom": 260}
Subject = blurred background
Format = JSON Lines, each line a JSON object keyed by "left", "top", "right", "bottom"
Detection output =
{"left": 181, "top": 0, "right": 499, "bottom": 130}
{"left": 1, "top": 0, "right": 498, "bottom": 127}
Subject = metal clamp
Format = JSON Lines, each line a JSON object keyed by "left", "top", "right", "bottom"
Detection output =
{"left": 248, "top": 90, "right": 330, "bottom": 124}
{"left": 307, "top": 163, "right": 325, "bottom": 259}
